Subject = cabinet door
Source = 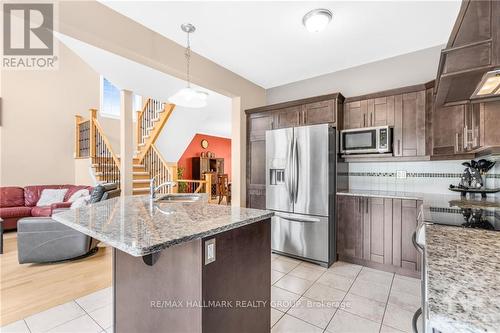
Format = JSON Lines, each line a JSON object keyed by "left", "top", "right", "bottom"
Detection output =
{"left": 249, "top": 113, "right": 273, "bottom": 141}
{"left": 273, "top": 106, "right": 301, "bottom": 129}
{"left": 344, "top": 101, "right": 368, "bottom": 129}
{"left": 247, "top": 113, "right": 273, "bottom": 209}
{"left": 302, "top": 100, "right": 336, "bottom": 125}
{"left": 480, "top": 101, "right": 500, "bottom": 147}
{"left": 394, "top": 91, "right": 426, "bottom": 156}
{"left": 337, "top": 196, "right": 363, "bottom": 259}
{"left": 367, "top": 198, "right": 382, "bottom": 262}
{"left": 400, "top": 200, "right": 420, "bottom": 271}
{"left": 392, "top": 199, "right": 421, "bottom": 272}
{"left": 361, "top": 197, "right": 394, "bottom": 264}
{"left": 432, "top": 104, "right": 465, "bottom": 156}
{"left": 373, "top": 96, "right": 396, "bottom": 127}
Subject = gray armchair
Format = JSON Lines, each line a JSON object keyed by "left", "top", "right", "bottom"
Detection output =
{"left": 17, "top": 183, "right": 120, "bottom": 264}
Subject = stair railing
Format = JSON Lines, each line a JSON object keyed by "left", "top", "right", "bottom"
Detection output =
{"left": 137, "top": 102, "right": 175, "bottom": 162}
{"left": 143, "top": 144, "right": 213, "bottom": 199}
{"left": 136, "top": 98, "right": 167, "bottom": 149}
{"left": 177, "top": 174, "right": 213, "bottom": 200}
{"left": 75, "top": 115, "right": 91, "bottom": 158}
{"left": 143, "top": 145, "right": 177, "bottom": 195}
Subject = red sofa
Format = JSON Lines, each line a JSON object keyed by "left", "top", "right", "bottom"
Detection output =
{"left": 0, "top": 185, "right": 92, "bottom": 230}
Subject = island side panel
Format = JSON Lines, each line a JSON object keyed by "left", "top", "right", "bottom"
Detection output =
{"left": 114, "top": 241, "right": 203, "bottom": 333}
{"left": 202, "top": 218, "right": 271, "bottom": 333}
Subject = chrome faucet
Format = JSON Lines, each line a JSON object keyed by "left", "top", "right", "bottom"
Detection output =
{"left": 150, "top": 176, "right": 177, "bottom": 199}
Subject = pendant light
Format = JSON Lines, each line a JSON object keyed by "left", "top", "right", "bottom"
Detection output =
{"left": 169, "top": 23, "right": 208, "bottom": 108}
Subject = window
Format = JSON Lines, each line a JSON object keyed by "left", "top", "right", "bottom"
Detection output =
{"left": 100, "top": 76, "right": 143, "bottom": 120}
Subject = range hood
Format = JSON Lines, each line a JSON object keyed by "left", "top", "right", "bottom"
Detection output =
{"left": 471, "top": 69, "right": 500, "bottom": 101}
{"left": 434, "top": 0, "right": 500, "bottom": 106}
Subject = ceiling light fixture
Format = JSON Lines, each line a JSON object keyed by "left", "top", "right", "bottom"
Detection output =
{"left": 302, "top": 9, "right": 332, "bottom": 33}
{"left": 169, "top": 23, "right": 208, "bottom": 108}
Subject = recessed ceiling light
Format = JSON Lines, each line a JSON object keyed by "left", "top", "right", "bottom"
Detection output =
{"left": 302, "top": 9, "right": 332, "bottom": 33}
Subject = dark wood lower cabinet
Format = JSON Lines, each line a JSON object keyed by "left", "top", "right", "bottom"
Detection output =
{"left": 337, "top": 195, "right": 421, "bottom": 278}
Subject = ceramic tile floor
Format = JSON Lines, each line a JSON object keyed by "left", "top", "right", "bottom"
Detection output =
{"left": 1, "top": 254, "right": 421, "bottom": 333}
{"left": 271, "top": 254, "right": 422, "bottom": 333}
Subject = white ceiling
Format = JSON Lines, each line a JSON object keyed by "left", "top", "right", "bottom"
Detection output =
{"left": 56, "top": 33, "right": 232, "bottom": 162}
{"left": 101, "top": 1, "right": 461, "bottom": 88}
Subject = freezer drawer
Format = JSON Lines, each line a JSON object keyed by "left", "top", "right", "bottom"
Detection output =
{"left": 271, "top": 212, "right": 329, "bottom": 262}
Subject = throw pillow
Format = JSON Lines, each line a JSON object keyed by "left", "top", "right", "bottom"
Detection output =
{"left": 37, "top": 189, "right": 68, "bottom": 207}
{"left": 71, "top": 195, "right": 91, "bottom": 209}
{"left": 89, "top": 184, "right": 105, "bottom": 203}
{"left": 68, "top": 189, "right": 90, "bottom": 202}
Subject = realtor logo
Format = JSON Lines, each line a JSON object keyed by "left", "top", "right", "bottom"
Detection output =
{"left": 2, "top": 2, "right": 58, "bottom": 69}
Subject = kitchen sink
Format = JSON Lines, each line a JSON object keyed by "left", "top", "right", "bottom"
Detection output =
{"left": 154, "top": 193, "right": 207, "bottom": 203}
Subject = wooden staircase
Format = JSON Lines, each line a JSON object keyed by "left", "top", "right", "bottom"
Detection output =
{"left": 75, "top": 98, "right": 212, "bottom": 198}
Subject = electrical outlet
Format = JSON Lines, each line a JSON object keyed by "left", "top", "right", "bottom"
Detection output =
{"left": 205, "top": 238, "right": 216, "bottom": 265}
{"left": 396, "top": 170, "right": 407, "bottom": 179}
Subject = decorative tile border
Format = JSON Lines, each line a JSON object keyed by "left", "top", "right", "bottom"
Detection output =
{"left": 429, "top": 207, "right": 497, "bottom": 216}
{"left": 346, "top": 172, "right": 500, "bottom": 179}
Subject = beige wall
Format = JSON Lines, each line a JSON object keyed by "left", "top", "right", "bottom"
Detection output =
{"left": 0, "top": 42, "right": 101, "bottom": 186}
{"left": 267, "top": 45, "right": 443, "bottom": 104}
{"left": 74, "top": 158, "right": 95, "bottom": 186}
{"left": 56, "top": 1, "right": 267, "bottom": 206}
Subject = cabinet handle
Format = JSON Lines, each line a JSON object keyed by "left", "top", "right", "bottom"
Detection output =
{"left": 363, "top": 114, "right": 366, "bottom": 127}
{"left": 370, "top": 113, "right": 373, "bottom": 126}
{"left": 366, "top": 198, "right": 369, "bottom": 214}
{"left": 463, "top": 125, "right": 468, "bottom": 150}
{"left": 397, "top": 140, "right": 401, "bottom": 155}
{"left": 455, "top": 133, "right": 459, "bottom": 153}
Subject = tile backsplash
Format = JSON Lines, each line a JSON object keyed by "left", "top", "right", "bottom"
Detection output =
{"left": 347, "top": 157, "right": 500, "bottom": 194}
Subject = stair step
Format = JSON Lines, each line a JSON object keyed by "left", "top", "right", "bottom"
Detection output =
{"left": 133, "top": 171, "right": 149, "bottom": 176}
{"left": 133, "top": 164, "right": 144, "bottom": 168}
{"left": 133, "top": 188, "right": 149, "bottom": 194}
{"left": 133, "top": 182, "right": 149, "bottom": 189}
{"left": 151, "top": 117, "right": 160, "bottom": 122}
{"left": 133, "top": 179, "right": 150, "bottom": 184}
{"left": 138, "top": 143, "right": 146, "bottom": 147}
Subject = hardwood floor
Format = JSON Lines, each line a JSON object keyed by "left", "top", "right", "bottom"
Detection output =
{"left": 0, "top": 231, "right": 112, "bottom": 326}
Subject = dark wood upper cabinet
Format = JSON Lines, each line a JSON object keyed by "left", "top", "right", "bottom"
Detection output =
{"left": 434, "top": 0, "right": 500, "bottom": 106}
{"left": 273, "top": 106, "right": 301, "bottom": 129}
{"left": 343, "top": 101, "right": 365, "bottom": 129}
{"left": 302, "top": 99, "right": 336, "bottom": 125}
{"left": 394, "top": 91, "right": 426, "bottom": 157}
{"left": 432, "top": 104, "right": 466, "bottom": 156}
{"left": 373, "top": 96, "right": 395, "bottom": 127}
{"left": 248, "top": 113, "right": 273, "bottom": 141}
{"left": 480, "top": 101, "right": 500, "bottom": 147}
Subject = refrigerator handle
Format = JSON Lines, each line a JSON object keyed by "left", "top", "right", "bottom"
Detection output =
{"left": 285, "top": 136, "right": 294, "bottom": 203}
{"left": 293, "top": 136, "right": 299, "bottom": 203}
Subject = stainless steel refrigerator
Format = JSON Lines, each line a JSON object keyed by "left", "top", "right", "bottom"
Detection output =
{"left": 266, "top": 123, "right": 336, "bottom": 267}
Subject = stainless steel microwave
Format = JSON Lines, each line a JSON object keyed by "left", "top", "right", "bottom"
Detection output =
{"left": 340, "top": 126, "right": 393, "bottom": 154}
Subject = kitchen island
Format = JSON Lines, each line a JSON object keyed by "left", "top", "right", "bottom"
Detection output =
{"left": 53, "top": 195, "right": 274, "bottom": 333}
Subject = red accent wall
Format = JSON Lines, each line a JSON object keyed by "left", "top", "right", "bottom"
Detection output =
{"left": 177, "top": 134, "right": 231, "bottom": 180}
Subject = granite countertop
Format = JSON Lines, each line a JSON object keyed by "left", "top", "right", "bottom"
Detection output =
{"left": 52, "top": 196, "right": 273, "bottom": 257}
{"left": 425, "top": 224, "right": 500, "bottom": 333}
